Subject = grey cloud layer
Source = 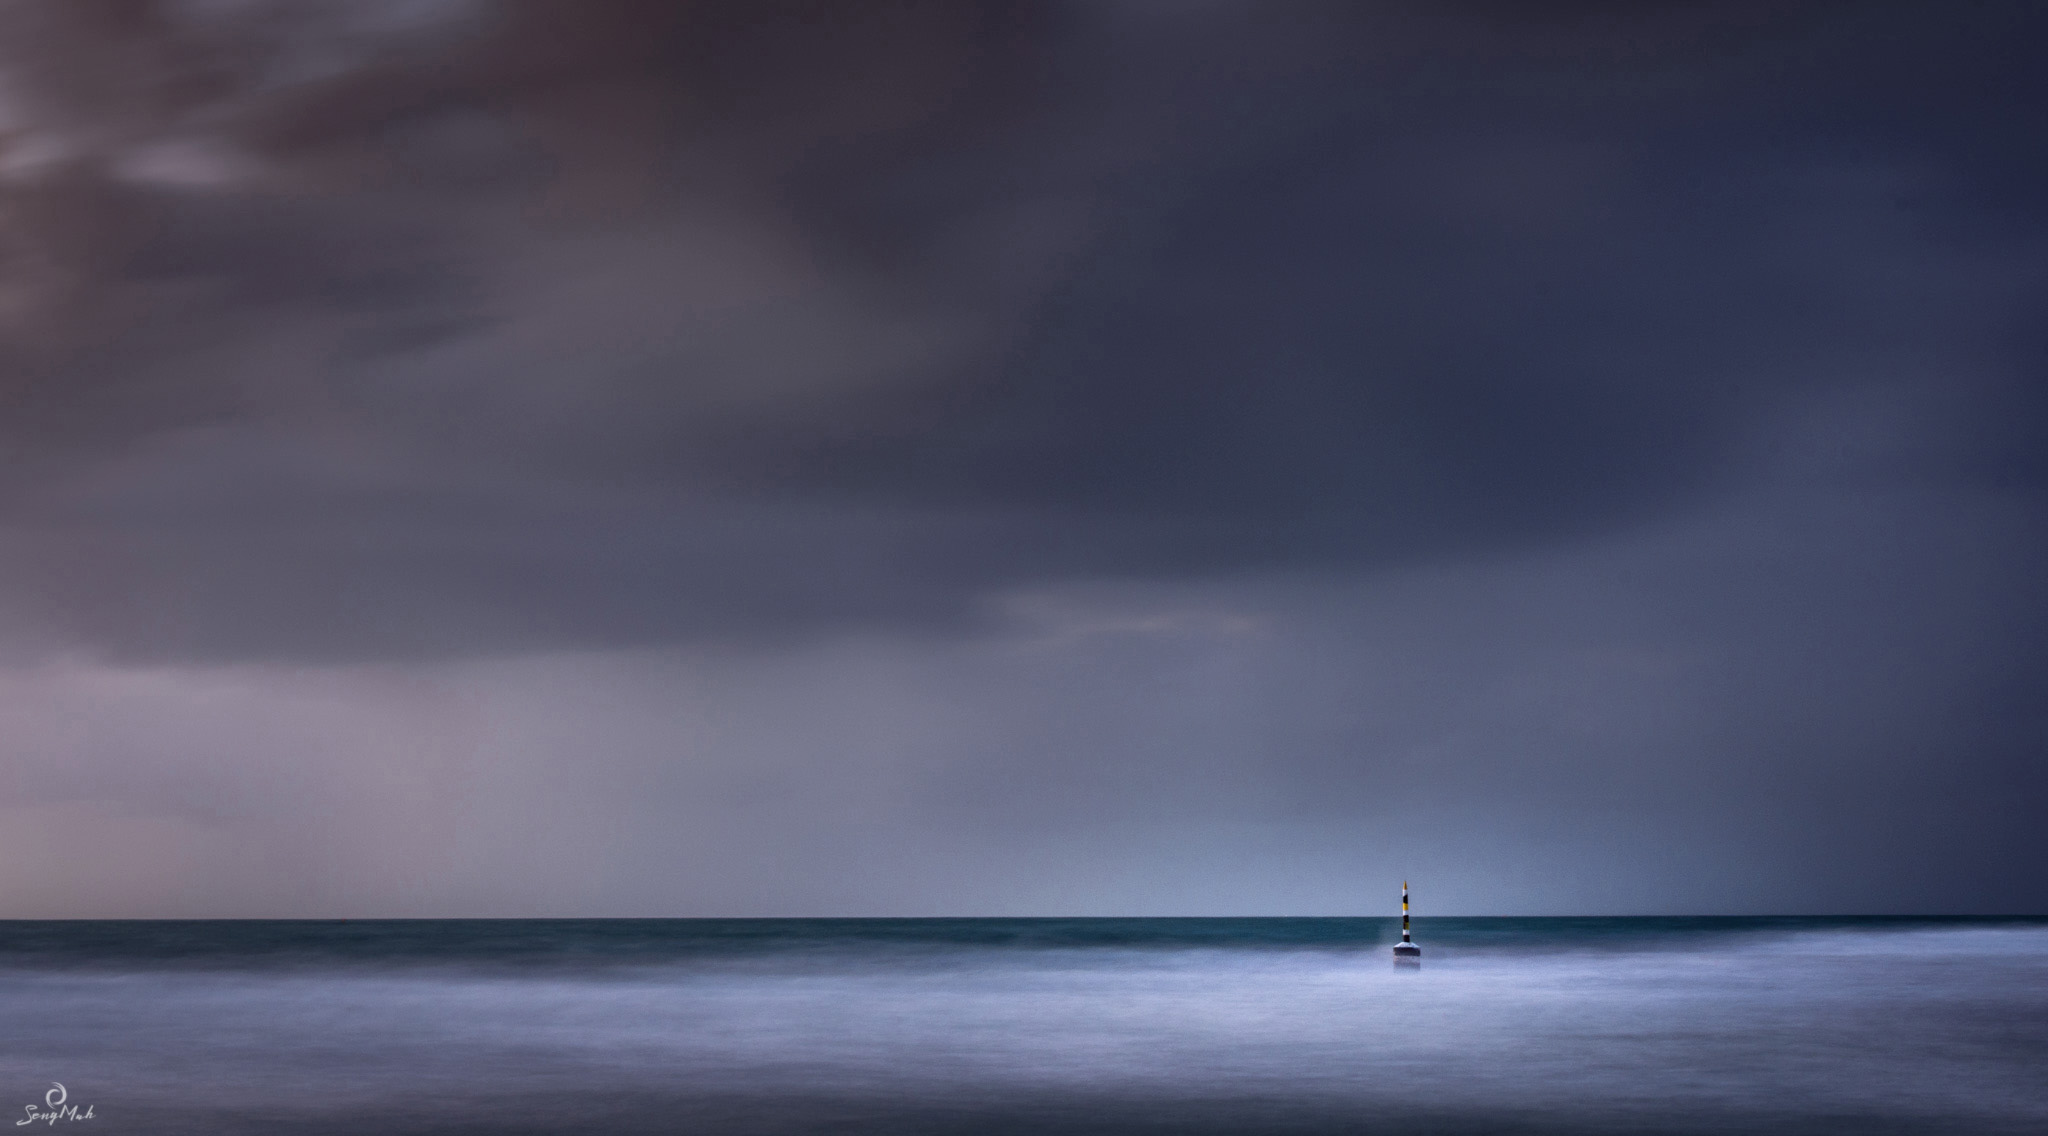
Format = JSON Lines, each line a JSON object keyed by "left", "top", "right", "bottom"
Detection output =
{"left": 1, "top": 2, "right": 2045, "bottom": 916}
{"left": 0, "top": 0, "right": 2043, "bottom": 665}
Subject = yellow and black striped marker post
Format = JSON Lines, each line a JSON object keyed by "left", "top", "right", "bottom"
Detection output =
{"left": 1393, "top": 881, "right": 1421, "bottom": 963}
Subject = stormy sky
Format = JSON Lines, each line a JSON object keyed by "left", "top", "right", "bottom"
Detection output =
{"left": 0, "top": 0, "right": 2042, "bottom": 917}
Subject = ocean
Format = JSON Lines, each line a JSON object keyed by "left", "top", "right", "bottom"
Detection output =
{"left": 0, "top": 917, "right": 2042, "bottom": 1134}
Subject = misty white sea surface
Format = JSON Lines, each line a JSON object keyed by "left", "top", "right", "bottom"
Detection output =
{"left": 0, "top": 919, "right": 2043, "bottom": 1134}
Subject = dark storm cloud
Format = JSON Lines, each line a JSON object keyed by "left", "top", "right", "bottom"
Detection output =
{"left": 0, "top": 0, "right": 2044, "bottom": 662}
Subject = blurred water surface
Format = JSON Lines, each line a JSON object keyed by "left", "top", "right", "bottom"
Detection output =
{"left": 0, "top": 917, "right": 2042, "bottom": 1134}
